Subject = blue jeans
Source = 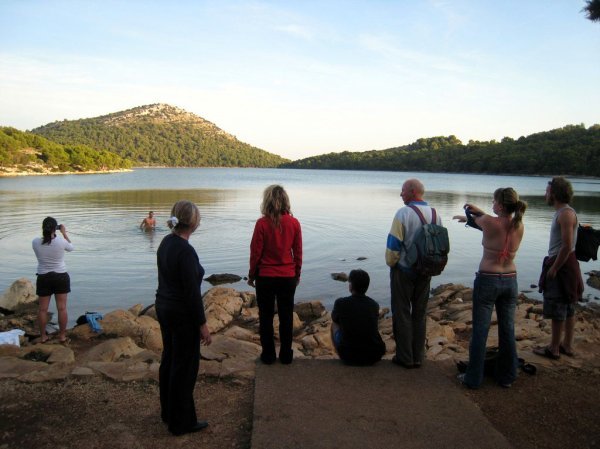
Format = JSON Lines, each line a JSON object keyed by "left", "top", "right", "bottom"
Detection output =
{"left": 464, "top": 273, "right": 518, "bottom": 388}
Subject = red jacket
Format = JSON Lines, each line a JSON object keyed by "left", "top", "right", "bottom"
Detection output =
{"left": 249, "top": 213, "right": 302, "bottom": 279}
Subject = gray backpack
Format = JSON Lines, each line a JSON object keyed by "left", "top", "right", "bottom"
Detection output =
{"left": 407, "top": 205, "right": 450, "bottom": 276}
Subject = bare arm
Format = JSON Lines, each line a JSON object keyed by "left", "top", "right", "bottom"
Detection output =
{"left": 58, "top": 224, "right": 71, "bottom": 243}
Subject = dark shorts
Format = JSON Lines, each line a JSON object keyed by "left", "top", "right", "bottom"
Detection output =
{"left": 543, "top": 296, "right": 575, "bottom": 321}
{"left": 332, "top": 329, "right": 343, "bottom": 349}
{"left": 36, "top": 272, "right": 71, "bottom": 296}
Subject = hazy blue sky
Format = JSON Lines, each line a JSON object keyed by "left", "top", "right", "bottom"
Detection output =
{"left": 1, "top": 1, "right": 598, "bottom": 159}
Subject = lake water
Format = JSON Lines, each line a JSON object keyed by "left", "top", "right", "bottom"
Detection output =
{"left": 1, "top": 168, "right": 599, "bottom": 324}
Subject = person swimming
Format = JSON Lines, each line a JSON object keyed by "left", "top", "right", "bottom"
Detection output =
{"left": 140, "top": 211, "right": 156, "bottom": 231}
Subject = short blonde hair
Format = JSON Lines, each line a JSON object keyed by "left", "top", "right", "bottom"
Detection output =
{"left": 167, "top": 200, "right": 200, "bottom": 232}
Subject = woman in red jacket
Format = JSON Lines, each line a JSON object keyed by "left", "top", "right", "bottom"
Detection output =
{"left": 248, "top": 185, "right": 302, "bottom": 364}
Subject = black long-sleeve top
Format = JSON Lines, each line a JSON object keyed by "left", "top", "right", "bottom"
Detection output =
{"left": 155, "top": 233, "right": 206, "bottom": 325}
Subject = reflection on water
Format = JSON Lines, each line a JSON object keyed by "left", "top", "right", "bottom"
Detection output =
{"left": 1, "top": 168, "right": 599, "bottom": 324}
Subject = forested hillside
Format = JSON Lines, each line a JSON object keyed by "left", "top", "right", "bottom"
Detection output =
{"left": 32, "top": 104, "right": 288, "bottom": 168}
{"left": 283, "top": 125, "right": 600, "bottom": 177}
{"left": 0, "top": 127, "right": 132, "bottom": 174}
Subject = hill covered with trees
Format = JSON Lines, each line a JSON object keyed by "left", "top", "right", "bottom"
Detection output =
{"left": 32, "top": 104, "right": 288, "bottom": 168}
{"left": 0, "top": 127, "right": 132, "bottom": 174}
{"left": 282, "top": 125, "right": 600, "bottom": 177}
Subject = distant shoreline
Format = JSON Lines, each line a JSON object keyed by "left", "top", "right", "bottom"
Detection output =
{"left": 0, "top": 168, "right": 133, "bottom": 177}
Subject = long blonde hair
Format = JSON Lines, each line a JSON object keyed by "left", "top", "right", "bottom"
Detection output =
{"left": 261, "top": 185, "right": 291, "bottom": 227}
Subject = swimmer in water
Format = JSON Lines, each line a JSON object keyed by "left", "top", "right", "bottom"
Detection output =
{"left": 140, "top": 211, "right": 156, "bottom": 231}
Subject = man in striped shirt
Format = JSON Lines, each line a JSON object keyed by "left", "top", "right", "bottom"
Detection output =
{"left": 385, "top": 178, "right": 442, "bottom": 369}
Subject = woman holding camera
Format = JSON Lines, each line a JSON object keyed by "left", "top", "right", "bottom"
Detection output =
{"left": 454, "top": 187, "right": 527, "bottom": 389}
{"left": 155, "top": 200, "right": 212, "bottom": 436}
{"left": 32, "top": 217, "right": 74, "bottom": 344}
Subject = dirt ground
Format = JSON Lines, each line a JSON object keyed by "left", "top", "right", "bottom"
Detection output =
{"left": 1, "top": 362, "right": 599, "bottom": 449}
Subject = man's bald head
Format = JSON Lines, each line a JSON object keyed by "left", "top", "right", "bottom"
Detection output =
{"left": 401, "top": 178, "right": 425, "bottom": 205}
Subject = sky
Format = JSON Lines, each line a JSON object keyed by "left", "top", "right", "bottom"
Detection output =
{"left": 0, "top": 1, "right": 598, "bottom": 160}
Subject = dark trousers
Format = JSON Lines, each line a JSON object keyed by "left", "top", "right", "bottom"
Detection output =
{"left": 156, "top": 303, "right": 200, "bottom": 434}
{"left": 390, "top": 268, "right": 431, "bottom": 365}
{"left": 256, "top": 276, "right": 297, "bottom": 362}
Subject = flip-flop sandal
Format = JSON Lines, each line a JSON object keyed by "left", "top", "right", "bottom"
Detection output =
{"left": 559, "top": 345, "right": 576, "bottom": 357}
{"left": 533, "top": 346, "right": 560, "bottom": 360}
{"left": 59, "top": 337, "right": 71, "bottom": 345}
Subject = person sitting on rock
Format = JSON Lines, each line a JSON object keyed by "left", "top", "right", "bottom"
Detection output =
{"left": 330, "top": 269, "right": 386, "bottom": 365}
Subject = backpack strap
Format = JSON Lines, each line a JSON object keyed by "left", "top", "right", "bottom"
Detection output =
{"left": 408, "top": 204, "right": 435, "bottom": 225}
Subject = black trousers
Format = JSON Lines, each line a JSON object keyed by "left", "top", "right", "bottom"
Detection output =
{"left": 256, "top": 276, "right": 297, "bottom": 362}
{"left": 156, "top": 302, "right": 200, "bottom": 434}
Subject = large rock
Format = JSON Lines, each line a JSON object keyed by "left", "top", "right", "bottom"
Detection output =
{"left": 204, "top": 287, "right": 244, "bottom": 333}
{"left": 87, "top": 360, "right": 159, "bottom": 382}
{"left": 20, "top": 343, "right": 75, "bottom": 364}
{"left": 0, "top": 356, "right": 46, "bottom": 379}
{"left": 294, "top": 301, "right": 326, "bottom": 322}
{"left": 204, "top": 274, "right": 243, "bottom": 285}
{"left": 81, "top": 337, "right": 145, "bottom": 363}
{"left": 0, "top": 278, "right": 37, "bottom": 312}
{"left": 71, "top": 310, "right": 162, "bottom": 352}
{"left": 587, "top": 274, "right": 600, "bottom": 290}
{"left": 18, "top": 362, "right": 72, "bottom": 383}
{"left": 200, "top": 335, "right": 261, "bottom": 362}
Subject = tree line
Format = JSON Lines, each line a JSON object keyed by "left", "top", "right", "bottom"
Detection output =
{"left": 0, "top": 127, "right": 132, "bottom": 173}
{"left": 282, "top": 125, "right": 600, "bottom": 177}
{"left": 32, "top": 119, "right": 289, "bottom": 168}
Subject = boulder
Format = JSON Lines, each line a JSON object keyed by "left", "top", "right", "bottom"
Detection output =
{"left": 223, "top": 325, "right": 260, "bottom": 343}
{"left": 71, "top": 366, "right": 97, "bottom": 377}
{"left": 140, "top": 304, "right": 157, "bottom": 320}
{"left": 239, "top": 306, "right": 259, "bottom": 324}
{"left": 200, "top": 335, "right": 261, "bottom": 362}
{"left": 273, "top": 312, "right": 304, "bottom": 335}
{"left": 204, "top": 287, "right": 244, "bottom": 316}
{"left": 0, "top": 278, "right": 36, "bottom": 312}
{"left": 204, "top": 274, "right": 243, "bottom": 285}
{"left": 294, "top": 301, "right": 326, "bottom": 322}
{"left": 239, "top": 291, "right": 256, "bottom": 307}
{"left": 80, "top": 337, "right": 144, "bottom": 363}
{"left": 128, "top": 304, "right": 144, "bottom": 316}
{"left": 0, "top": 309, "right": 42, "bottom": 336}
{"left": 87, "top": 360, "right": 159, "bottom": 382}
{"left": 331, "top": 272, "right": 348, "bottom": 282}
{"left": 0, "top": 356, "right": 46, "bottom": 379}
{"left": 204, "top": 287, "right": 245, "bottom": 333}
{"left": 101, "top": 309, "right": 140, "bottom": 336}
{"left": 18, "top": 362, "right": 72, "bottom": 383}
{"left": 136, "top": 315, "right": 162, "bottom": 352}
{"left": 220, "top": 358, "right": 256, "bottom": 379}
{"left": 21, "top": 343, "right": 75, "bottom": 364}
{"left": 587, "top": 274, "right": 600, "bottom": 290}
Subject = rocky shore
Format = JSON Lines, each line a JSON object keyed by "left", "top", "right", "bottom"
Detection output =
{"left": 2, "top": 277, "right": 600, "bottom": 383}
{"left": 0, "top": 166, "right": 132, "bottom": 177}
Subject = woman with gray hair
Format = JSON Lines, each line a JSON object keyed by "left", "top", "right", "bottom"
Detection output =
{"left": 248, "top": 185, "right": 303, "bottom": 365}
{"left": 155, "top": 200, "right": 212, "bottom": 436}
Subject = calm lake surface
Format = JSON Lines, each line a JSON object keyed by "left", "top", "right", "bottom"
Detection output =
{"left": 1, "top": 168, "right": 599, "bottom": 324}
